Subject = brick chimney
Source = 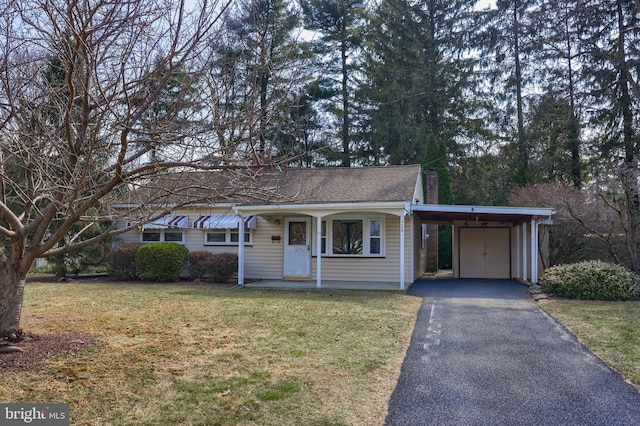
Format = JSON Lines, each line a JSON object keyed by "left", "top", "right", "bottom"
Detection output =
{"left": 426, "top": 169, "right": 438, "bottom": 273}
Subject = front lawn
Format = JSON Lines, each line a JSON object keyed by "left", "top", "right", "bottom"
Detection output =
{"left": 539, "top": 299, "right": 640, "bottom": 388}
{"left": 0, "top": 282, "right": 421, "bottom": 425}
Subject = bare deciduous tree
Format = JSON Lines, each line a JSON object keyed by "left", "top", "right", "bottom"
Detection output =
{"left": 0, "top": 0, "right": 307, "bottom": 338}
{"left": 508, "top": 181, "right": 637, "bottom": 270}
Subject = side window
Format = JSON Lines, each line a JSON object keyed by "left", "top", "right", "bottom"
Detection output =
{"left": 164, "top": 231, "right": 184, "bottom": 242}
{"left": 142, "top": 232, "right": 161, "bottom": 242}
{"left": 369, "top": 220, "right": 381, "bottom": 255}
{"left": 141, "top": 231, "right": 183, "bottom": 243}
{"left": 205, "top": 229, "right": 252, "bottom": 245}
{"left": 206, "top": 231, "right": 226, "bottom": 243}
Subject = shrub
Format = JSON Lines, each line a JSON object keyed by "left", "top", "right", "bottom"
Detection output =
{"left": 185, "top": 251, "right": 217, "bottom": 280}
{"left": 540, "top": 260, "right": 640, "bottom": 301}
{"left": 108, "top": 243, "right": 142, "bottom": 280}
{"left": 135, "top": 242, "right": 188, "bottom": 282}
{"left": 210, "top": 253, "right": 238, "bottom": 283}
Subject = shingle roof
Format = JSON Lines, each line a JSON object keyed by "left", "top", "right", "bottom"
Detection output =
{"left": 113, "top": 165, "right": 422, "bottom": 207}
{"left": 271, "top": 165, "right": 421, "bottom": 204}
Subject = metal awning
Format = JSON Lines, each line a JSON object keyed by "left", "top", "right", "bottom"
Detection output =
{"left": 143, "top": 215, "right": 189, "bottom": 229}
{"left": 192, "top": 215, "right": 257, "bottom": 230}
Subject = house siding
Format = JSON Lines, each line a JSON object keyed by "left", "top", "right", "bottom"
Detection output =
{"left": 116, "top": 210, "right": 418, "bottom": 285}
{"left": 307, "top": 214, "right": 413, "bottom": 284}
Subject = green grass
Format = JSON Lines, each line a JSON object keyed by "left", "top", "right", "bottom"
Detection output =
{"left": 540, "top": 299, "right": 640, "bottom": 387}
{"left": 1, "top": 282, "right": 421, "bottom": 425}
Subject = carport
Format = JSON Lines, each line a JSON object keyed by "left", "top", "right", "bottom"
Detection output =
{"left": 412, "top": 205, "right": 554, "bottom": 283}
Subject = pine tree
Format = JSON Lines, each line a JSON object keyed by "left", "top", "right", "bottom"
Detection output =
{"left": 363, "top": 0, "right": 480, "bottom": 165}
{"left": 300, "top": 0, "right": 368, "bottom": 167}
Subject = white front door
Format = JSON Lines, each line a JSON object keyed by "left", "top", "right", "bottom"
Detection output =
{"left": 283, "top": 218, "right": 311, "bottom": 278}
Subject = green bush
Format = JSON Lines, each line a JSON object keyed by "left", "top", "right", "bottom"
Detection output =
{"left": 108, "top": 243, "right": 142, "bottom": 280}
{"left": 185, "top": 251, "right": 217, "bottom": 280}
{"left": 135, "top": 242, "right": 188, "bottom": 282}
{"left": 540, "top": 260, "right": 640, "bottom": 301}
{"left": 209, "top": 253, "right": 238, "bottom": 283}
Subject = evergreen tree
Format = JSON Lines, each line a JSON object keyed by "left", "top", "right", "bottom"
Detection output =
{"left": 300, "top": 0, "right": 368, "bottom": 167}
{"left": 206, "top": 0, "right": 308, "bottom": 165}
{"left": 578, "top": 0, "right": 640, "bottom": 271}
{"left": 479, "top": 0, "right": 536, "bottom": 187}
{"left": 528, "top": 0, "right": 585, "bottom": 187}
{"left": 363, "top": 0, "right": 479, "bottom": 165}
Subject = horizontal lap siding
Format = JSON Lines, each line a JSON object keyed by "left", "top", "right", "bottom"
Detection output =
{"left": 244, "top": 218, "right": 283, "bottom": 280}
{"left": 310, "top": 215, "right": 411, "bottom": 283}
{"left": 116, "top": 212, "right": 416, "bottom": 284}
{"left": 115, "top": 212, "right": 280, "bottom": 276}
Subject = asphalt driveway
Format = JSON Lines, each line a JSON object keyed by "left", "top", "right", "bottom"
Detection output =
{"left": 385, "top": 279, "right": 640, "bottom": 426}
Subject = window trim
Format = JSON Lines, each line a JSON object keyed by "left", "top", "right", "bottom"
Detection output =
{"left": 312, "top": 215, "right": 385, "bottom": 257}
{"left": 203, "top": 228, "right": 253, "bottom": 246}
{"left": 141, "top": 230, "right": 185, "bottom": 244}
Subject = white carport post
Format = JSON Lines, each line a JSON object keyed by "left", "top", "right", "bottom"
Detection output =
{"left": 400, "top": 213, "right": 405, "bottom": 291}
{"left": 531, "top": 218, "right": 538, "bottom": 284}
{"left": 515, "top": 224, "right": 521, "bottom": 278}
{"left": 237, "top": 213, "right": 245, "bottom": 286}
{"left": 522, "top": 222, "right": 528, "bottom": 281}
{"left": 316, "top": 215, "right": 322, "bottom": 289}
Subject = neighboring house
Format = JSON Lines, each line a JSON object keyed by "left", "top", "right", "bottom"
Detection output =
{"left": 114, "top": 165, "right": 553, "bottom": 289}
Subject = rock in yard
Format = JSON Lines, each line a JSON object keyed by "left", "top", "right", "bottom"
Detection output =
{"left": 528, "top": 285, "right": 542, "bottom": 295}
{"left": 0, "top": 345, "right": 25, "bottom": 354}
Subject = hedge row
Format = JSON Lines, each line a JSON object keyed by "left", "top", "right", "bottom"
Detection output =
{"left": 540, "top": 260, "right": 640, "bottom": 301}
{"left": 107, "top": 243, "right": 237, "bottom": 283}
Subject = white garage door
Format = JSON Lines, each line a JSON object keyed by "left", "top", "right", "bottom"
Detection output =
{"left": 459, "top": 227, "right": 511, "bottom": 279}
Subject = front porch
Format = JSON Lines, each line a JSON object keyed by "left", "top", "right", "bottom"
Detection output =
{"left": 243, "top": 279, "right": 407, "bottom": 291}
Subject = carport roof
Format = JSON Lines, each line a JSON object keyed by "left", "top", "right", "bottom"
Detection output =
{"left": 412, "top": 204, "right": 554, "bottom": 225}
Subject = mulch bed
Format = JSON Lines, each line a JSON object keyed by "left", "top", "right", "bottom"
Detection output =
{"left": 0, "top": 333, "right": 101, "bottom": 371}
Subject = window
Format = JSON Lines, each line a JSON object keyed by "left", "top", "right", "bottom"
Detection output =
{"left": 333, "top": 220, "right": 363, "bottom": 254}
{"left": 206, "top": 231, "right": 226, "bottom": 243}
{"left": 369, "top": 220, "right": 381, "bottom": 255}
{"left": 141, "top": 230, "right": 184, "bottom": 243}
{"left": 320, "top": 220, "right": 326, "bottom": 254}
{"left": 230, "top": 229, "right": 251, "bottom": 243}
{"left": 313, "top": 216, "right": 384, "bottom": 256}
{"left": 205, "top": 229, "right": 252, "bottom": 245}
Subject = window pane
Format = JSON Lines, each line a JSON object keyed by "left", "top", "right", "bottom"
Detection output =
{"left": 230, "top": 230, "right": 250, "bottom": 243}
{"left": 370, "top": 220, "right": 381, "bottom": 237}
{"left": 370, "top": 238, "right": 381, "bottom": 255}
{"left": 289, "top": 222, "right": 307, "bottom": 245}
{"left": 321, "top": 221, "right": 326, "bottom": 254}
{"left": 206, "top": 232, "right": 226, "bottom": 243}
{"left": 142, "top": 232, "right": 161, "bottom": 242}
{"left": 164, "top": 232, "right": 183, "bottom": 242}
{"left": 332, "top": 220, "right": 363, "bottom": 254}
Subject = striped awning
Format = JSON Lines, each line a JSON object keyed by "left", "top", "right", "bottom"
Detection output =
{"left": 143, "top": 215, "right": 189, "bottom": 229}
{"left": 192, "top": 215, "right": 256, "bottom": 230}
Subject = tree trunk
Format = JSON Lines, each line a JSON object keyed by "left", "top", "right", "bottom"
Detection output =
{"left": 0, "top": 262, "right": 27, "bottom": 337}
{"left": 340, "top": 17, "right": 351, "bottom": 167}
{"left": 513, "top": 0, "right": 527, "bottom": 185}
{"left": 616, "top": 0, "right": 640, "bottom": 272}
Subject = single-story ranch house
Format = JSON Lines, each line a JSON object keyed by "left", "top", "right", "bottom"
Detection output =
{"left": 113, "top": 165, "right": 554, "bottom": 290}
